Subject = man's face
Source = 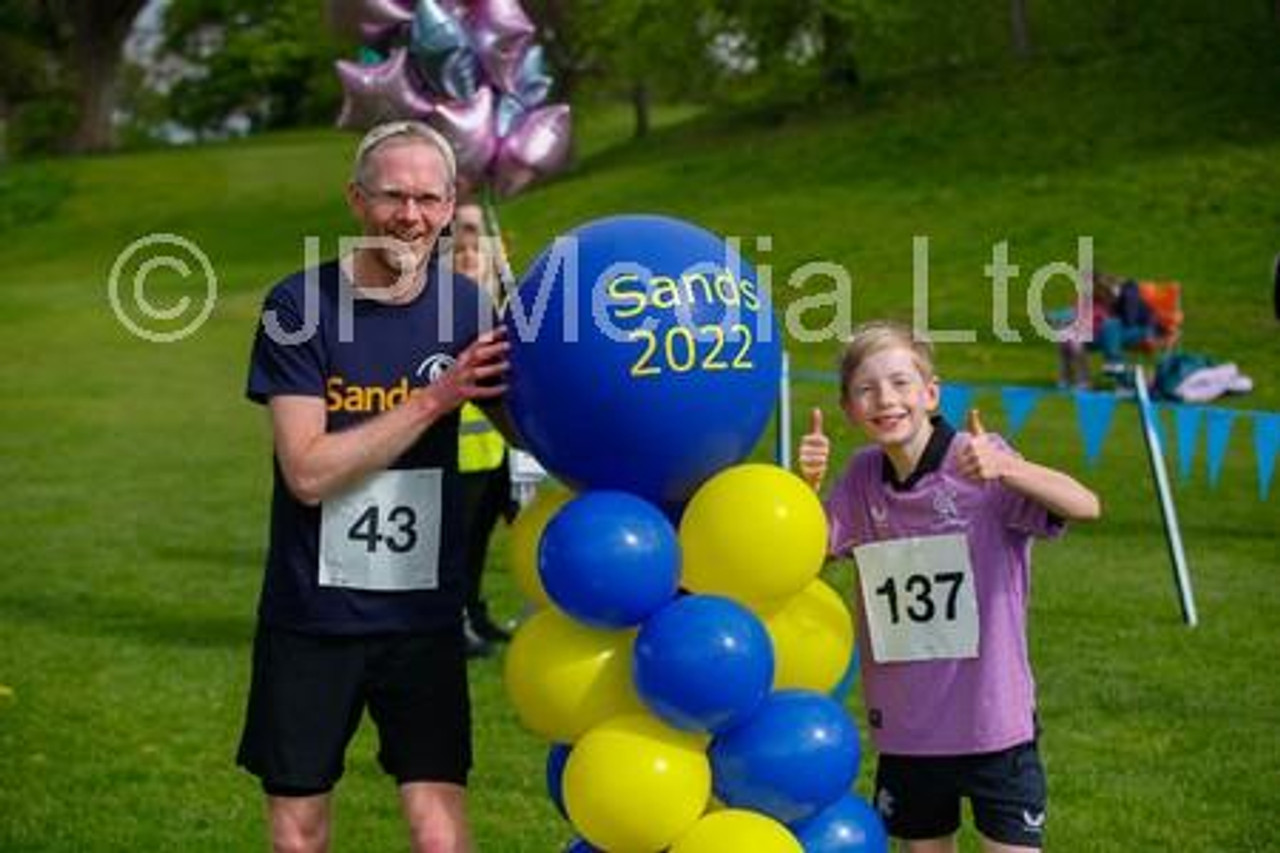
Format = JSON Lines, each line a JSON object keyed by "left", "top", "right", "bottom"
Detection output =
{"left": 348, "top": 140, "right": 456, "bottom": 279}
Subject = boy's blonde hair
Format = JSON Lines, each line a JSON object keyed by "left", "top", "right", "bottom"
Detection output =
{"left": 838, "top": 320, "right": 936, "bottom": 403}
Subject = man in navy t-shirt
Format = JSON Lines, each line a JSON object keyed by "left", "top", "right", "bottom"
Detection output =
{"left": 237, "top": 121, "right": 509, "bottom": 853}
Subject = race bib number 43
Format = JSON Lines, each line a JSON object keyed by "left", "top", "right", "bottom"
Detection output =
{"left": 854, "top": 533, "right": 979, "bottom": 664}
{"left": 320, "top": 469, "right": 442, "bottom": 592}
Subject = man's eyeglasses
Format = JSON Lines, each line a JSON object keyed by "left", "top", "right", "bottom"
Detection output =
{"left": 358, "top": 184, "right": 449, "bottom": 212}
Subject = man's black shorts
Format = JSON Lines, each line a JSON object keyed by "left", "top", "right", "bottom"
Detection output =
{"left": 873, "top": 740, "right": 1047, "bottom": 847}
{"left": 237, "top": 624, "right": 471, "bottom": 795}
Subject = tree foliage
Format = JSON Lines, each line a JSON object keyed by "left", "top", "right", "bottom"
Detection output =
{"left": 158, "top": 0, "right": 345, "bottom": 137}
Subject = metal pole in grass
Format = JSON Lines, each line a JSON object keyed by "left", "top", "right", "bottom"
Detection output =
{"left": 1134, "top": 365, "right": 1198, "bottom": 627}
{"left": 775, "top": 349, "right": 792, "bottom": 468}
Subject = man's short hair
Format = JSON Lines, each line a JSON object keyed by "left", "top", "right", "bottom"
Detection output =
{"left": 352, "top": 121, "right": 457, "bottom": 189}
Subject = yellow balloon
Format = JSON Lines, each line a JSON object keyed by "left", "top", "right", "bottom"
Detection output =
{"left": 761, "top": 579, "right": 855, "bottom": 692}
{"left": 507, "top": 484, "right": 573, "bottom": 607}
{"left": 503, "top": 608, "right": 644, "bottom": 742}
{"left": 670, "top": 809, "right": 803, "bottom": 853}
{"left": 679, "top": 464, "right": 827, "bottom": 609}
{"left": 564, "top": 714, "right": 711, "bottom": 853}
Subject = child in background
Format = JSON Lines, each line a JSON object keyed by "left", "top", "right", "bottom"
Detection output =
{"left": 798, "top": 320, "right": 1100, "bottom": 852}
{"left": 453, "top": 205, "right": 517, "bottom": 657}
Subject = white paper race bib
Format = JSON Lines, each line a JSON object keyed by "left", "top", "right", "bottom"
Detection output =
{"left": 319, "top": 469, "right": 442, "bottom": 592}
{"left": 854, "top": 533, "right": 979, "bottom": 664}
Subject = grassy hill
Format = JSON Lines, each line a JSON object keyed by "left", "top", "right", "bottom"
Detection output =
{"left": 1, "top": 27, "right": 1278, "bottom": 851}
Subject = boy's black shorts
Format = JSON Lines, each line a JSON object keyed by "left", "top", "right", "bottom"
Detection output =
{"left": 237, "top": 624, "right": 471, "bottom": 796}
{"left": 873, "top": 740, "right": 1047, "bottom": 847}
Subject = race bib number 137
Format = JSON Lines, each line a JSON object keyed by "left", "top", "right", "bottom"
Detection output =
{"left": 854, "top": 533, "right": 980, "bottom": 664}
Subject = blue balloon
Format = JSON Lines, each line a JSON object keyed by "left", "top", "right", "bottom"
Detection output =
{"left": 546, "top": 742, "right": 571, "bottom": 819}
{"left": 830, "top": 646, "right": 860, "bottom": 703}
{"left": 563, "top": 839, "right": 601, "bottom": 853}
{"left": 504, "top": 214, "right": 782, "bottom": 509}
{"left": 710, "top": 690, "right": 861, "bottom": 824}
{"left": 790, "top": 794, "right": 888, "bottom": 852}
{"left": 538, "top": 491, "right": 680, "bottom": 628}
{"left": 409, "top": 0, "right": 479, "bottom": 101}
{"left": 514, "top": 44, "right": 553, "bottom": 107}
{"left": 633, "top": 594, "right": 774, "bottom": 734}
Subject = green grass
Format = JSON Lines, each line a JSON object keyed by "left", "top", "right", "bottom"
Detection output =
{"left": 2, "top": 33, "right": 1280, "bottom": 851}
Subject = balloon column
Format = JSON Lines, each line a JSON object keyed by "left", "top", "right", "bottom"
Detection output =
{"left": 329, "top": 0, "right": 570, "bottom": 197}
{"left": 500, "top": 214, "right": 888, "bottom": 851}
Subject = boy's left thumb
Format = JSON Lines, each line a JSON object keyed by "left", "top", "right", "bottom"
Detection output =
{"left": 966, "top": 408, "right": 986, "bottom": 436}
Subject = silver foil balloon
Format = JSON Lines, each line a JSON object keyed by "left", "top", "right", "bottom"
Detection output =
{"left": 495, "top": 93, "right": 527, "bottom": 138}
{"left": 428, "top": 86, "right": 498, "bottom": 183}
{"left": 409, "top": 0, "right": 480, "bottom": 102}
{"left": 335, "top": 47, "right": 439, "bottom": 130}
{"left": 493, "top": 103, "right": 571, "bottom": 197}
{"left": 469, "top": 0, "right": 536, "bottom": 94}
{"left": 328, "top": 0, "right": 414, "bottom": 42}
{"left": 513, "top": 44, "right": 552, "bottom": 107}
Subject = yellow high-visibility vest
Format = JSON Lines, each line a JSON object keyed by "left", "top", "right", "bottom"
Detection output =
{"left": 458, "top": 403, "right": 506, "bottom": 473}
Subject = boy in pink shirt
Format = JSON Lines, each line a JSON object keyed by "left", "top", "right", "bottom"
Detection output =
{"left": 799, "top": 321, "right": 1100, "bottom": 852}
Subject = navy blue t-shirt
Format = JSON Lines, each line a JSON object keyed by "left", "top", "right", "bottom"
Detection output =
{"left": 246, "top": 258, "right": 490, "bottom": 634}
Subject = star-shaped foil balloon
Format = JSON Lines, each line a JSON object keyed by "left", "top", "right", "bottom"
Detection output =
{"left": 409, "top": 0, "right": 481, "bottom": 102}
{"left": 493, "top": 103, "right": 570, "bottom": 197}
{"left": 469, "top": 0, "right": 536, "bottom": 95}
{"left": 335, "top": 47, "right": 438, "bottom": 130}
{"left": 328, "top": 0, "right": 414, "bottom": 44}
{"left": 428, "top": 85, "right": 499, "bottom": 181}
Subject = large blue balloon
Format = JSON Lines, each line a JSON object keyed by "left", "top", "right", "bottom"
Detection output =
{"left": 790, "top": 794, "right": 888, "bottom": 852}
{"left": 504, "top": 214, "right": 782, "bottom": 509}
{"left": 633, "top": 594, "right": 774, "bottom": 734}
{"left": 538, "top": 490, "right": 680, "bottom": 628}
{"left": 710, "top": 690, "right": 861, "bottom": 824}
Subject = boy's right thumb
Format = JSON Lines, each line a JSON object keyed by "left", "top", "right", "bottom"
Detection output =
{"left": 809, "top": 407, "right": 825, "bottom": 436}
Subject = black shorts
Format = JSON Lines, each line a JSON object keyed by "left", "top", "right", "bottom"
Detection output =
{"left": 236, "top": 625, "right": 471, "bottom": 795}
{"left": 874, "top": 740, "right": 1047, "bottom": 847}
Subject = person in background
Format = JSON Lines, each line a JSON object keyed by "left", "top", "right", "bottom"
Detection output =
{"left": 1057, "top": 271, "right": 1160, "bottom": 388}
{"left": 452, "top": 203, "right": 518, "bottom": 657}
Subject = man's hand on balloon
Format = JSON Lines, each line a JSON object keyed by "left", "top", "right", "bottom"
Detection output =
{"left": 430, "top": 326, "right": 510, "bottom": 411}
{"left": 798, "top": 407, "right": 830, "bottom": 491}
{"left": 955, "top": 408, "right": 1011, "bottom": 483}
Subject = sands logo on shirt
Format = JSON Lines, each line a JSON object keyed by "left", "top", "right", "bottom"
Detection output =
{"left": 326, "top": 376, "right": 412, "bottom": 412}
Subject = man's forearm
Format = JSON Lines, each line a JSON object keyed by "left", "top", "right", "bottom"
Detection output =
{"left": 275, "top": 389, "right": 450, "bottom": 506}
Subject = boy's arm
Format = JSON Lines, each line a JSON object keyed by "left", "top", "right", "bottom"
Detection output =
{"left": 957, "top": 409, "right": 1101, "bottom": 522}
{"left": 993, "top": 456, "right": 1102, "bottom": 522}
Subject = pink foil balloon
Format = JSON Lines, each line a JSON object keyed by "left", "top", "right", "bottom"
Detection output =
{"left": 470, "top": 0, "right": 536, "bottom": 94}
{"left": 328, "top": 0, "right": 413, "bottom": 42}
{"left": 335, "top": 47, "right": 439, "bottom": 130}
{"left": 428, "top": 86, "right": 499, "bottom": 183}
{"left": 493, "top": 103, "right": 571, "bottom": 197}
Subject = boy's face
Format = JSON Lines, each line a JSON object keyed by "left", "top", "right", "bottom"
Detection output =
{"left": 841, "top": 346, "right": 939, "bottom": 449}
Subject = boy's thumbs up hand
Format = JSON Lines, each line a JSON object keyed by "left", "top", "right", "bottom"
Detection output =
{"left": 957, "top": 408, "right": 1009, "bottom": 482}
{"left": 799, "top": 407, "right": 830, "bottom": 491}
